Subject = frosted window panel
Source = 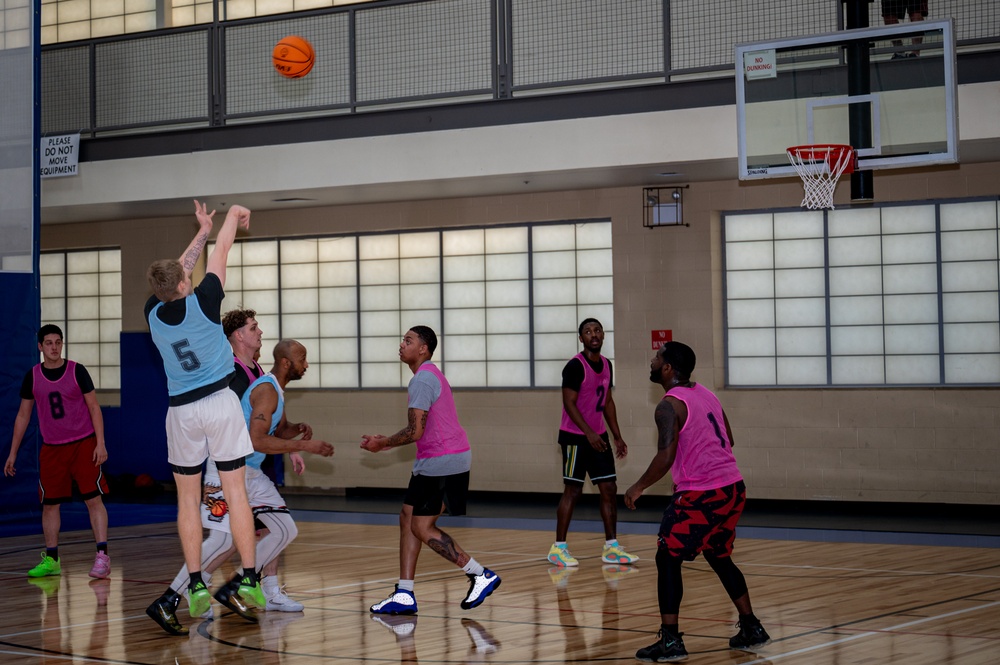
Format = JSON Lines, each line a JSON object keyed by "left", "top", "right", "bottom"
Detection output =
{"left": 828, "top": 206, "right": 881, "bottom": 236}
{"left": 831, "top": 326, "right": 884, "bottom": 355}
{"left": 194, "top": 3, "right": 213, "bottom": 23}
{"left": 485, "top": 227, "right": 527, "bottom": 253}
{"left": 401, "top": 283, "right": 439, "bottom": 309}
{"left": 727, "top": 357, "right": 777, "bottom": 385}
{"left": 400, "top": 257, "right": 440, "bottom": 283}
{"left": 281, "top": 240, "right": 318, "bottom": 264}
{"left": 443, "top": 229, "right": 484, "bottom": 256}
{"left": 100, "top": 321, "right": 120, "bottom": 342}
{"left": 92, "top": 17, "right": 124, "bottom": 37}
{"left": 67, "top": 297, "right": 98, "bottom": 319}
{"left": 533, "top": 278, "right": 576, "bottom": 306}
{"left": 100, "top": 367, "right": 120, "bottom": 390}
{"left": 443, "top": 282, "right": 485, "bottom": 308}
{"left": 882, "top": 234, "right": 936, "bottom": 265}
{"left": 242, "top": 265, "right": 279, "bottom": 290}
{"left": 124, "top": 10, "right": 153, "bottom": 30}
{"left": 396, "top": 232, "right": 437, "bottom": 258}
{"left": 727, "top": 328, "right": 776, "bottom": 357}
{"left": 942, "top": 262, "right": 998, "bottom": 292}
{"left": 224, "top": 270, "right": 243, "bottom": 291}
{"left": 944, "top": 354, "right": 1000, "bottom": 383}
{"left": 533, "top": 251, "right": 576, "bottom": 279}
{"left": 359, "top": 235, "right": 399, "bottom": 260}
{"left": 361, "top": 336, "right": 402, "bottom": 363}
{"left": 219, "top": 244, "right": 242, "bottom": 266}
{"left": 726, "top": 241, "right": 776, "bottom": 272}
{"left": 362, "top": 362, "right": 405, "bottom": 388}
{"left": 283, "top": 314, "right": 319, "bottom": 338}
{"left": 443, "top": 256, "right": 484, "bottom": 282}
{"left": 293, "top": 368, "right": 321, "bottom": 389}
{"left": 42, "top": 3, "right": 57, "bottom": 24}
{"left": 487, "top": 334, "right": 529, "bottom": 359}
{"left": 940, "top": 200, "right": 998, "bottom": 231}
{"left": 318, "top": 238, "right": 356, "bottom": 262}
{"left": 360, "top": 285, "right": 399, "bottom": 310}
{"left": 99, "top": 250, "right": 120, "bottom": 272}
{"left": 773, "top": 210, "right": 823, "bottom": 239}
{"left": 534, "top": 360, "right": 566, "bottom": 387}
{"left": 831, "top": 356, "right": 885, "bottom": 384}
{"left": 41, "top": 275, "right": 65, "bottom": 297}
{"left": 829, "top": 266, "right": 882, "bottom": 296}
{"left": 775, "top": 298, "right": 825, "bottom": 327}
{"left": 446, "top": 362, "right": 486, "bottom": 387}
{"left": 319, "top": 263, "right": 356, "bottom": 287}
{"left": 943, "top": 292, "right": 998, "bottom": 323}
{"left": 587, "top": 305, "right": 614, "bottom": 331}
{"left": 42, "top": 26, "right": 58, "bottom": 43}
{"left": 575, "top": 222, "right": 611, "bottom": 249}
{"left": 99, "top": 273, "right": 121, "bottom": 295}
{"left": 727, "top": 299, "right": 775, "bottom": 328}
{"left": 99, "top": 342, "right": 118, "bottom": 363}
{"left": 258, "top": 0, "right": 294, "bottom": 16}
{"left": 943, "top": 323, "right": 1000, "bottom": 353}
{"left": 882, "top": 205, "right": 935, "bottom": 234}
{"left": 60, "top": 23, "right": 91, "bottom": 42}
{"left": 242, "top": 241, "right": 278, "bottom": 264}
{"left": 319, "top": 337, "right": 359, "bottom": 362}
{"left": 726, "top": 270, "right": 774, "bottom": 299}
{"left": 534, "top": 305, "right": 576, "bottom": 333}
{"left": 73, "top": 320, "right": 100, "bottom": 341}
{"left": 40, "top": 254, "right": 64, "bottom": 274}
{"left": 535, "top": 332, "right": 577, "bottom": 360}
{"left": 724, "top": 214, "right": 773, "bottom": 242}
{"left": 360, "top": 259, "right": 400, "bottom": 285}
{"left": 486, "top": 280, "right": 528, "bottom": 307}
{"left": 42, "top": 299, "right": 65, "bottom": 321}
{"left": 360, "top": 311, "right": 401, "bottom": 337}
{"left": 71, "top": 343, "right": 99, "bottom": 367}
{"left": 400, "top": 311, "right": 441, "bottom": 331}
{"left": 774, "top": 239, "right": 824, "bottom": 269}
{"left": 244, "top": 289, "right": 278, "bottom": 313}
{"left": 282, "top": 288, "right": 318, "bottom": 313}
{"left": 487, "top": 361, "right": 530, "bottom": 386}
{"left": 68, "top": 251, "right": 98, "bottom": 272}
{"left": 576, "top": 277, "right": 612, "bottom": 305}
{"left": 99, "top": 296, "right": 122, "bottom": 319}
{"left": 885, "top": 324, "right": 938, "bottom": 354}
{"left": 883, "top": 264, "right": 938, "bottom": 294}
{"left": 255, "top": 312, "right": 280, "bottom": 334}
{"left": 884, "top": 294, "right": 936, "bottom": 324}
{"left": 774, "top": 268, "right": 824, "bottom": 298}
{"left": 322, "top": 363, "right": 359, "bottom": 388}
{"left": 533, "top": 225, "right": 575, "bottom": 251}
{"left": 776, "top": 356, "right": 826, "bottom": 384}
{"left": 576, "top": 249, "right": 613, "bottom": 277}
{"left": 941, "top": 230, "right": 998, "bottom": 262}
{"left": 444, "top": 309, "right": 486, "bottom": 335}
{"left": 776, "top": 327, "right": 826, "bottom": 355}
{"left": 486, "top": 253, "right": 528, "bottom": 280}
{"left": 220, "top": 291, "right": 243, "bottom": 313}
{"left": 486, "top": 307, "right": 529, "bottom": 333}
{"left": 446, "top": 335, "right": 486, "bottom": 361}
{"left": 68, "top": 273, "right": 99, "bottom": 297}
{"left": 126, "top": 0, "right": 155, "bottom": 12}
{"left": 885, "top": 355, "right": 939, "bottom": 384}
{"left": 281, "top": 264, "right": 318, "bottom": 289}
{"left": 829, "top": 235, "right": 882, "bottom": 267}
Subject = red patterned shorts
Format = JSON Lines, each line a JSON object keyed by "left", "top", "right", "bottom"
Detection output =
{"left": 657, "top": 481, "right": 746, "bottom": 560}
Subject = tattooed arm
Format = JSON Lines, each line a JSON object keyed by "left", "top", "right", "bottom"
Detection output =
{"left": 360, "top": 408, "right": 427, "bottom": 453}
{"left": 177, "top": 200, "right": 215, "bottom": 279}
{"left": 247, "top": 383, "right": 334, "bottom": 457}
{"left": 624, "top": 397, "right": 684, "bottom": 509}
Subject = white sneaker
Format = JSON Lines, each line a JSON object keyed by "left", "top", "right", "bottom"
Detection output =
{"left": 265, "top": 585, "right": 304, "bottom": 612}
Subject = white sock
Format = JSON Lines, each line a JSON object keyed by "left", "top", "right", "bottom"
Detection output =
{"left": 262, "top": 575, "right": 279, "bottom": 593}
{"left": 555, "top": 541, "right": 568, "bottom": 548}
{"left": 462, "top": 558, "right": 485, "bottom": 576}
{"left": 606, "top": 539, "right": 618, "bottom": 547}
{"left": 398, "top": 579, "right": 415, "bottom": 592}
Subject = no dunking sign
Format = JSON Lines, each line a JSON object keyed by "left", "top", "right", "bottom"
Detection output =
{"left": 651, "top": 330, "right": 672, "bottom": 350}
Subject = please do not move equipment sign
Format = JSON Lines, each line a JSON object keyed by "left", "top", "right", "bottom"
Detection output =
{"left": 40, "top": 133, "right": 80, "bottom": 179}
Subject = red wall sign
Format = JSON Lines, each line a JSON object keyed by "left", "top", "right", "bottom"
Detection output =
{"left": 651, "top": 329, "right": 672, "bottom": 350}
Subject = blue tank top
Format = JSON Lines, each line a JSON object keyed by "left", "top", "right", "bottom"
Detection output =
{"left": 240, "top": 373, "right": 284, "bottom": 470}
{"left": 148, "top": 294, "right": 233, "bottom": 397}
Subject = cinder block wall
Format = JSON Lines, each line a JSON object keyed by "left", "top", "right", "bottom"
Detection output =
{"left": 44, "top": 161, "right": 1000, "bottom": 504}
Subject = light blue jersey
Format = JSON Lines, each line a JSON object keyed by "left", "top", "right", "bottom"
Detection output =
{"left": 241, "top": 373, "right": 284, "bottom": 470}
{"left": 148, "top": 294, "right": 233, "bottom": 397}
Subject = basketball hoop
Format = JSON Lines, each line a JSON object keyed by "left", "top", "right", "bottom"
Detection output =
{"left": 786, "top": 144, "right": 856, "bottom": 210}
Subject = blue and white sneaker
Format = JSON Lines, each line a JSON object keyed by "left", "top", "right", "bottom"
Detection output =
{"left": 370, "top": 585, "right": 418, "bottom": 615}
{"left": 460, "top": 569, "right": 501, "bottom": 610}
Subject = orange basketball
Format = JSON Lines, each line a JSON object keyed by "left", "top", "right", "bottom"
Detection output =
{"left": 272, "top": 35, "right": 314, "bottom": 79}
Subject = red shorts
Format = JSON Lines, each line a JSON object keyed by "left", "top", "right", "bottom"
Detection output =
{"left": 38, "top": 436, "right": 109, "bottom": 505}
{"left": 657, "top": 481, "right": 745, "bottom": 560}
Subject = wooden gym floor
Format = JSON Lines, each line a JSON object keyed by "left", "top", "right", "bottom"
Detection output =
{"left": 1, "top": 504, "right": 998, "bottom": 665}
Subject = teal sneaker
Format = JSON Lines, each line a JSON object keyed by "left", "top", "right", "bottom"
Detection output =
{"left": 188, "top": 581, "right": 212, "bottom": 618}
{"left": 27, "top": 552, "right": 61, "bottom": 578}
{"left": 238, "top": 579, "right": 266, "bottom": 610}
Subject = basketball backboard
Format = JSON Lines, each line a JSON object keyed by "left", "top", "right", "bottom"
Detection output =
{"left": 736, "top": 19, "right": 957, "bottom": 180}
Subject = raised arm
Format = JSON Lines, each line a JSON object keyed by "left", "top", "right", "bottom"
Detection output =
{"left": 206, "top": 204, "right": 251, "bottom": 288}
{"left": 178, "top": 200, "right": 215, "bottom": 279}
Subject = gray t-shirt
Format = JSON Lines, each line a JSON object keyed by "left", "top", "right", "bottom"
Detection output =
{"left": 409, "top": 364, "right": 472, "bottom": 477}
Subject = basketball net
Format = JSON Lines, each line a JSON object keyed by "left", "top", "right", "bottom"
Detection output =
{"left": 786, "top": 145, "right": 856, "bottom": 210}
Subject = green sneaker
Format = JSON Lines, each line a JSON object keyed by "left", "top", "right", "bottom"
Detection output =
{"left": 238, "top": 579, "right": 266, "bottom": 610}
{"left": 27, "top": 552, "right": 61, "bottom": 578}
{"left": 188, "top": 581, "right": 212, "bottom": 618}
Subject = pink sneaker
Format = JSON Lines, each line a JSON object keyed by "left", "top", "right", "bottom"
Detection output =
{"left": 89, "top": 552, "right": 111, "bottom": 579}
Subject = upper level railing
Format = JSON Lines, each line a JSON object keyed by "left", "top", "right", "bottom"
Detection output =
{"left": 40, "top": 0, "right": 1000, "bottom": 137}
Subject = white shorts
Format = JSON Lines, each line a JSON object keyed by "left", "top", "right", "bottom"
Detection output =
{"left": 164, "top": 389, "right": 253, "bottom": 469}
{"left": 201, "top": 468, "right": 288, "bottom": 532}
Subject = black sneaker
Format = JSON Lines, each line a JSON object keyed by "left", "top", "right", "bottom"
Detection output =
{"left": 636, "top": 629, "right": 687, "bottom": 662}
{"left": 729, "top": 620, "right": 771, "bottom": 650}
{"left": 214, "top": 579, "right": 258, "bottom": 623}
{"left": 146, "top": 592, "right": 188, "bottom": 636}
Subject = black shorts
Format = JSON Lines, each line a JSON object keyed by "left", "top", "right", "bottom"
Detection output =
{"left": 657, "top": 481, "right": 746, "bottom": 561}
{"left": 403, "top": 471, "right": 470, "bottom": 517}
{"left": 559, "top": 432, "right": 616, "bottom": 485}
